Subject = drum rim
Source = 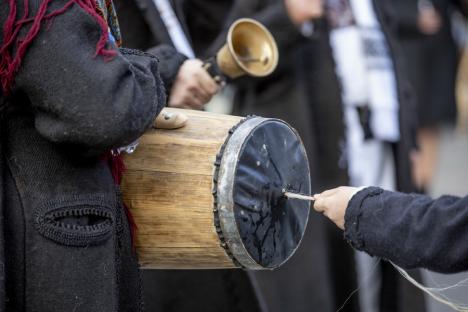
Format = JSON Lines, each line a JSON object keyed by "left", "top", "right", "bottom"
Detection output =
{"left": 216, "top": 117, "right": 311, "bottom": 270}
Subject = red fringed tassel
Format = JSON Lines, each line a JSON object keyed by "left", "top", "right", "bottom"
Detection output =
{"left": 107, "top": 153, "right": 138, "bottom": 249}
{"left": 109, "top": 152, "right": 126, "bottom": 185}
{"left": 0, "top": 0, "right": 116, "bottom": 95}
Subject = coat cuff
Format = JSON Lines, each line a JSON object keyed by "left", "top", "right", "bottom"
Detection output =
{"left": 344, "top": 187, "right": 384, "bottom": 251}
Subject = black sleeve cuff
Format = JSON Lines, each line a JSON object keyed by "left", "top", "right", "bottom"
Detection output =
{"left": 344, "top": 187, "right": 384, "bottom": 251}
{"left": 146, "top": 45, "right": 188, "bottom": 97}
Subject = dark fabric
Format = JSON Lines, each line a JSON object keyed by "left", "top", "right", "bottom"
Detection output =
{"left": 183, "top": 0, "right": 234, "bottom": 57}
{"left": 114, "top": 2, "right": 264, "bottom": 311}
{"left": 391, "top": 0, "right": 459, "bottom": 127}
{"left": 0, "top": 114, "right": 5, "bottom": 312}
{"left": 147, "top": 45, "right": 188, "bottom": 95}
{"left": 142, "top": 270, "right": 261, "bottom": 312}
{"left": 0, "top": 0, "right": 167, "bottom": 310}
{"left": 4, "top": 165, "right": 24, "bottom": 312}
{"left": 116, "top": 0, "right": 172, "bottom": 48}
{"left": 114, "top": 0, "right": 232, "bottom": 89}
{"left": 346, "top": 187, "right": 468, "bottom": 273}
{"left": 115, "top": 0, "right": 233, "bottom": 59}
{"left": 233, "top": 120, "right": 310, "bottom": 268}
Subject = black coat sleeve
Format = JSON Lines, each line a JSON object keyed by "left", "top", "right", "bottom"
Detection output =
{"left": 146, "top": 45, "right": 187, "bottom": 95}
{"left": 389, "top": 0, "right": 422, "bottom": 37}
{"left": 344, "top": 187, "right": 468, "bottom": 273}
{"left": 184, "top": 0, "right": 234, "bottom": 57}
{"left": 13, "top": 1, "right": 167, "bottom": 157}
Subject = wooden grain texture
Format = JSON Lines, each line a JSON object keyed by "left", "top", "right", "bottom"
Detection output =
{"left": 138, "top": 247, "right": 237, "bottom": 269}
{"left": 122, "top": 108, "right": 242, "bottom": 269}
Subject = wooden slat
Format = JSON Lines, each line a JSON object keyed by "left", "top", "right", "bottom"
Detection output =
{"left": 138, "top": 247, "right": 236, "bottom": 269}
{"left": 124, "top": 142, "right": 220, "bottom": 176}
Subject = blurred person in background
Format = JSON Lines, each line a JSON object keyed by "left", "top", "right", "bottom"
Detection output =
{"left": 323, "top": 1, "right": 428, "bottom": 311}
{"left": 392, "top": 0, "right": 468, "bottom": 192}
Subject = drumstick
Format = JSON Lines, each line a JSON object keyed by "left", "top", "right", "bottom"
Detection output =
{"left": 283, "top": 191, "right": 315, "bottom": 202}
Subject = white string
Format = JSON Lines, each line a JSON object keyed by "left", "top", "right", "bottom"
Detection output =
{"left": 390, "top": 261, "right": 468, "bottom": 312}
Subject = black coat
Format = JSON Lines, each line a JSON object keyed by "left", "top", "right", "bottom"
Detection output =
{"left": 115, "top": 0, "right": 232, "bottom": 58}
{"left": 346, "top": 187, "right": 468, "bottom": 273}
{"left": 391, "top": 0, "right": 463, "bottom": 127}
{"left": 114, "top": 2, "right": 263, "bottom": 312}
{"left": 0, "top": 0, "right": 170, "bottom": 311}
{"left": 209, "top": 0, "right": 425, "bottom": 311}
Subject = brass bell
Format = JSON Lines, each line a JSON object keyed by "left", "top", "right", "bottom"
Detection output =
{"left": 215, "top": 18, "right": 279, "bottom": 79}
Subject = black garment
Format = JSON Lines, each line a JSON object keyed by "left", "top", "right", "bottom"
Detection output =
{"left": 115, "top": 0, "right": 232, "bottom": 57}
{"left": 391, "top": 0, "right": 461, "bottom": 127}
{"left": 115, "top": 2, "right": 262, "bottom": 312}
{"left": 0, "top": 1, "right": 169, "bottom": 310}
{"left": 183, "top": 0, "right": 235, "bottom": 57}
{"left": 346, "top": 187, "right": 468, "bottom": 273}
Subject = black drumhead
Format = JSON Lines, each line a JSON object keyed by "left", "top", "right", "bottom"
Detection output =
{"left": 232, "top": 119, "right": 310, "bottom": 269}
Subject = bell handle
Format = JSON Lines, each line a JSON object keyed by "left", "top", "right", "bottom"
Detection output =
{"left": 202, "top": 57, "right": 225, "bottom": 84}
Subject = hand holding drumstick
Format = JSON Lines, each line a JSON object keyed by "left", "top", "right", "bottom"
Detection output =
{"left": 312, "top": 187, "right": 362, "bottom": 230}
{"left": 284, "top": 186, "right": 362, "bottom": 230}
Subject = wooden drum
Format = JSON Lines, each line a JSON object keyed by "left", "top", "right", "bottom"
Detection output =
{"left": 121, "top": 108, "right": 311, "bottom": 270}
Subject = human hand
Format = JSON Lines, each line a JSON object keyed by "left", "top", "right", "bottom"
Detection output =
{"left": 313, "top": 186, "right": 361, "bottom": 230}
{"left": 168, "top": 59, "right": 219, "bottom": 110}
{"left": 418, "top": 5, "right": 442, "bottom": 35}
{"left": 284, "top": 0, "right": 323, "bottom": 25}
